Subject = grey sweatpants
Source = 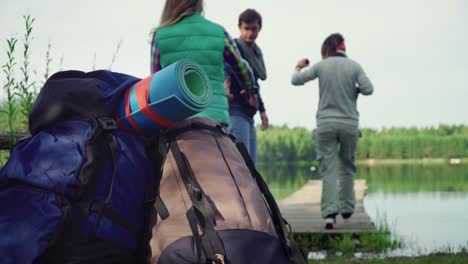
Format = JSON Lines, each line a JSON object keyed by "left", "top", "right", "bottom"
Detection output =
{"left": 316, "top": 122, "right": 359, "bottom": 218}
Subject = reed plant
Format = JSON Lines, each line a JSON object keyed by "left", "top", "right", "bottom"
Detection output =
{"left": 16, "top": 14, "right": 37, "bottom": 126}
{"left": 1, "top": 38, "right": 19, "bottom": 143}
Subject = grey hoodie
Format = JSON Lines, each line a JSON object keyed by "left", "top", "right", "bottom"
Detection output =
{"left": 291, "top": 54, "right": 373, "bottom": 127}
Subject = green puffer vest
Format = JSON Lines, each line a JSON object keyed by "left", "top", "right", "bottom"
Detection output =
{"left": 155, "top": 12, "right": 229, "bottom": 126}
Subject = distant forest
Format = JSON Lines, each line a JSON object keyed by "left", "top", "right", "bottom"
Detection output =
{"left": 257, "top": 125, "right": 468, "bottom": 163}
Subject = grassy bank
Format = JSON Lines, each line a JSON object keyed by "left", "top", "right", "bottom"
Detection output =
{"left": 309, "top": 252, "right": 468, "bottom": 264}
{"left": 258, "top": 157, "right": 468, "bottom": 168}
{"left": 356, "top": 157, "right": 468, "bottom": 166}
{"left": 294, "top": 214, "right": 403, "bottom": 256}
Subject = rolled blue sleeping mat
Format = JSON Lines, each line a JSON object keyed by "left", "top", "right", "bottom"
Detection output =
{"left": 116, "top": 59, "right": 212, "bottom": 135}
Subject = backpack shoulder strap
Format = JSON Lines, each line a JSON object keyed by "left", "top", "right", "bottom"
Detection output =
{"left": 235, "top": 143, "right": 307, "bottom": 264}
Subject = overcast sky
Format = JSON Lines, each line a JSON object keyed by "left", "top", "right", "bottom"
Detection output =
{"left": 1, "top": 0, "right": 467, "bottom": 129}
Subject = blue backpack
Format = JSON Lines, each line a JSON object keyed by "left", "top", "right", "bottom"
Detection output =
{"left": 0, "top": 71, "right": 162, "bottom": 264}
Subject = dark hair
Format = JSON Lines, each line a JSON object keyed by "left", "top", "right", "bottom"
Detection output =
{"left": 321, "top": 33, "right": 344, "bottom": 58}
{"left": 238, "top": 9, "right": 262, "bottom": 28}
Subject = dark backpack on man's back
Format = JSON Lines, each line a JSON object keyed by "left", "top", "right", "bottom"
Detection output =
{"left": 0, "top": 71, "right": 160, "bottom": 264}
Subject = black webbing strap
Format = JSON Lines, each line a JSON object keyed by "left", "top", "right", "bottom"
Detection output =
{"left": 186, "top": 208, "right": 203, "bottom": 262}
{"left": 236, "top": 143, "right": 307, "bottom": 264}
{"left": 39, "top": 118, "right": 117, "bottom": 262}
{"left": 143, "top": 134, "right": 170, "bottom": 222}
{"left": 170, "top": 141, "right": 226, "bottom": 264}
{"left": 154, "top": 133, "right": 170, "bottom": 220}
{"left": 90, "top": 203, "right": 141, "bottom": 239}
{"left": 93, "top": 133, "right": 120, "bottom": 236}
{"left": 136, "top": 134, "right": 170, "bottom": 263}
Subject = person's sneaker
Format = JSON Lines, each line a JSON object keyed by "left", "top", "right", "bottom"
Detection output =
{"left": 325, "top": 217, "right": 335, "bottom": 229}
{"left": 324, "top": 213, "right": 337, "bottom": 229}
{"left": 342, "top": 213, "right": 353, "bottom": 219}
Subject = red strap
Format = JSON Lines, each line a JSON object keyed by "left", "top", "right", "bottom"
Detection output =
{"left": 124, "top": 86, "right": 142, "bottom": 133}
{"left": 134, "top": 76, "right": 176, "bottom": 128}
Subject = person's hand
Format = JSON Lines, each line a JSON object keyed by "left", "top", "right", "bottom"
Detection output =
{"left": 260, "top": 112, "right": 269, "bottom": 131}
{"left": 295, "top": 58, "right": 310, "bottom": 72}
{"left": 248, "top": 94, "right": 257, "bottom": 107}
{"left": 225, "top": 76, "right": 233, "bottom": 100}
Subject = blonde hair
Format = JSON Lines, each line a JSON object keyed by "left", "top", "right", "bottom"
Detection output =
{"left": 151, "top": 0, "right": 203, "bottom": 36}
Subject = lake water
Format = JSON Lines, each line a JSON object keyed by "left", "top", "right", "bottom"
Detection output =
{"left": 258, "top": 163, "right": 468, "bottom": 255}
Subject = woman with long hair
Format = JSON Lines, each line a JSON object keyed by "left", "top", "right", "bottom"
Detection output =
{"left": 150, "top": 0, "right": 257, "bottom": 127}
{"left": 291, "top": 33, "right": 374, "bottom": 229}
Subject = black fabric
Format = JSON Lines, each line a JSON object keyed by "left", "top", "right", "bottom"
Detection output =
{"left": 93, "top": 133, "right": 120, "bottom": 236}
{"left": 90, "top": 203, "right": 141, "bottom": 240}
{"left": 186, "top": 208, "right": 203, "bottom": 262}
{"left": 236, "top": 143, "right": 307, "bottom": 264}
{"left": 29, "top": 72, "right": 106, "bottom": 135}
{"left": 154, "top": 195, "right": 169, "bottom": 220}
{"left": 42, "top": 239, "right": 135, "bottom": 264}
{"left": 136, "top": 135, "right": 169, "bottom": 264}
{"left": 29, "top": 70, "right": 140, "bottom": 135}
{"left": 159, "top": 230, "right": 292, "bottom": 264}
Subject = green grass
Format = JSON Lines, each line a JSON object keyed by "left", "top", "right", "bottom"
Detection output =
{"left": 293, "top": 212, "right": 403, "bottom": 259}
{"left": 0, "top": 150, "right": 9, "bottom": 167}
{"left": 294, "top": 230, "right": 402, "bottom": 257}
{"left": 355, "top": 157, "right": 468, "bottom": 166}
{"left": 309, "top": 252, "right": 468, "bottom": 263}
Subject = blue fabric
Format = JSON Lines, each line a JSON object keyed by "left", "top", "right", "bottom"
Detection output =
{"left": 81, "top": 213, "right": 137, "bottom": 250}
{"left": 0, "top": 120, "right": 93, "bottom": 197}
{"left": 0, "top": 120, "right": 151, "bottom": 260}
{"left": 0, "top": 186, "right": 64, "bottom": 264}
{"left": 120, "top": 60, "right": 212, "bottom": 135}
{"left": 228, "top": 111, "right": 257, "bottom": 164}
{"left": 80, "top": 131, "right": 149, "bottom": 249}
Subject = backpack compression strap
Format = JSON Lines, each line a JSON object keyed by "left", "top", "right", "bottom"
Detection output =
{"left": 235, "top": 143, "right": 308, "bottom": 264}
{"left": 170, "top": 140, "right": 226, "bottom": 264}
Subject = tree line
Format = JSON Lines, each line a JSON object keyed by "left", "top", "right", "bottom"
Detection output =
{"left": 257, "top": 125, "right": 468, "bottom": 163}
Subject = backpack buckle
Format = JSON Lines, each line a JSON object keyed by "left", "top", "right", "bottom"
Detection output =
{"left": 215, "top": 124, "right": 228, "bottom": 135}
{"left": 187, "top": 184, "right": 202, "bottom": 201}
{"left": 210, "top": 254, "right": 225, "bottom": 264}
{"left": 97, "top": 118, "right": 118, "bottom": 130}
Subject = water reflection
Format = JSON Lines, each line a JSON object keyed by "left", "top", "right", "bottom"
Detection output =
{"left": 259, "top": 163, "right": 468, "bottom": 255}
{"left": 365, "top": 191, "right": 468, "bottom": 255}
{"left": 258, "top": 164, "right": 313, "bottom": 200}
{"left": 358, "top": 164, "right": 468, "bottom": 194}
{"left": 258, "top": 163, "right": 468, "bottom": 198}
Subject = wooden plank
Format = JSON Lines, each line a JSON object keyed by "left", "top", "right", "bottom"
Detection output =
{"left": 279, "top": 179, "right": 368, "bottom": 205}
{"left": 278, "top": 180, "right": 376, "bottom": 234}
{"left": 280, "top": 202, "right": 375, "bottom": 233}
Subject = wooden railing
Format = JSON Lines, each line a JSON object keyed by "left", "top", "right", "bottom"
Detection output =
{"left": 0, "top": 131, "right": 30, "bottom": 150}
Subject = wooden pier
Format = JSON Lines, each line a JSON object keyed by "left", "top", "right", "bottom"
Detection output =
{"left": 278, "top": 179, "right": 376, "bottom": 234}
